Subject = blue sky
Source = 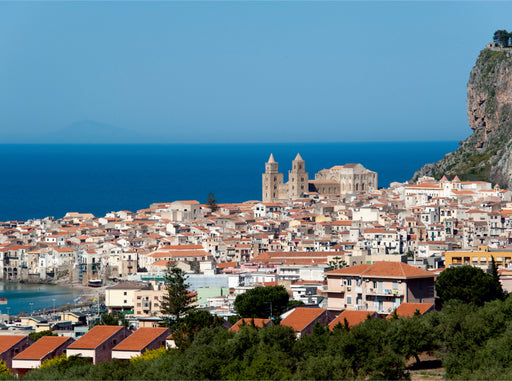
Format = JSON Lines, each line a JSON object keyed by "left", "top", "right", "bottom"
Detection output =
{"left": 0, "top": 1, "right": 510, "bottom": 143}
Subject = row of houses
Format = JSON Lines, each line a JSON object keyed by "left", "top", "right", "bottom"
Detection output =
{"left": 2, "top": 297, "right": 435, "bottom": 376}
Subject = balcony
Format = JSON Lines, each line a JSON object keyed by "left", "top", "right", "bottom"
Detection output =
{"left": 365, "top": 288, "right": 403, "bottom": 297}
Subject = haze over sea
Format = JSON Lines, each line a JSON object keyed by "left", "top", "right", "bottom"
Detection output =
{"left": 0, "top": 142, "right": 458, "bottom": 222}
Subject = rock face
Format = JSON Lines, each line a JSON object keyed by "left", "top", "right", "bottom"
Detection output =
{"left": 414, "top": 46, "right": 512, "bottom": 187}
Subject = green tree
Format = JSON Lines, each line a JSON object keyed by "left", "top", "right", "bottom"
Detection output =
{"left": 206, "top": 192, "right": 218, "bottom": 212}
{"left": 234, "top": 285, "right": 289, "bottom": 319}
{"left": 29, "top": 330, "right": 57, "bottom": 342}
{"left": 493, "top": 29, "right": 511, "bottom": 47}
{"left": 160, "top": 262, "right": 196, "bottom": 331}
{"left": 491, "top": 256, "right": 507, "bottom": 300}
{"left": 173, "top": 309, "right": 225, "bottom": 349}
{"left": 435, "top": 265, "right": 505, "bottom": 307}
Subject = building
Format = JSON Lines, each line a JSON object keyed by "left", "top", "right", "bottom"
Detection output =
{"left": 326, "top": 262, "right": 435, "bottom": 315}
{"left": 280, "top": 307, "right": 330, "bottom": 337}
{"left": 328, "top": 310, "right": 378, "bottom": 330}
{"left": 105, "top": 281, "right": 152, "bottom": 313}
{"left": 229, "top": 318, "right": 273, "bottom": 332}
{"left": 66, "top": 325, "right": 131, "bottom": 364}
{"left": 0, "top": 335, "right": 33, "bottom": 371}
{"left": 12, "top": 336, "right": 74, "bottom": 376}
{"left": 444, "top": 246, "right": 512, "bottom": 269}
{"left": 262, "top": 154, "right": 377, "bottom": 202}
{"left": 111, "top": 327, "right": 169, "bottom": 359}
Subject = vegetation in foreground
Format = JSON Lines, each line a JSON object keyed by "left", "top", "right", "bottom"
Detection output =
{"left": 2, "top": 265, "right": 510, "bottom": 380}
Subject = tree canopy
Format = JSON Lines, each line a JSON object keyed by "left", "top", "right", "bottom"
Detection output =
{"left": 435, "top": 265, "right": 505, "bottom": 307}
{"left": 206, "top": 192, "right": 218, "bottom": 212}
{"left": 160, "top": 263, "right": 196, "bottom": 330}
{"left": 493, "top": 29, "right": 511, "bottom": 47}
{"left": 233, "top": 285, "right": 289, "bottom": 319}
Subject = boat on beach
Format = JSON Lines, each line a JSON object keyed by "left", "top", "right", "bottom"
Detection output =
{"left": 88, "top": 279, "right": 103, "bottom": 288}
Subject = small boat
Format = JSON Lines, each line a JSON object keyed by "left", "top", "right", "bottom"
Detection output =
{"left": 88, "top": 279, "right": 103, "bottom": 288}
{"left": 0, "top": 297, "right": 7, "bottom": 305}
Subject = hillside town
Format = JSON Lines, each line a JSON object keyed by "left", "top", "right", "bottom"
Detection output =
{"left": 2, "top": 155, "right": 512, "bottom": 373}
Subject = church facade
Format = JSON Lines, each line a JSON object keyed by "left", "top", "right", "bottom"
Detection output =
{"left": 262, "top": 154, "right": 378, "bottom": 202}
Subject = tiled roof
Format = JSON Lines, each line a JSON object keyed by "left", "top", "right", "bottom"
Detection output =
{"left": 328, "top": 310, "right": 376, "bottom": 330}
{"left": 0, "top": 336, "right": 28, "bottom": 354}
{"left": 14, "top": 336, "right": 73, "bottom": 360}
{"left": 281, "top": 307, "right": 326, "bottom": 332}
{"left": 391, "top": 303, "right": 434, "bottom": 318}
{"left": 326, "top": 262, "right": 434, "bottom": 279}
{"left": 112, "top": 327, "right": 169, "bottom": 352}
{"left": 229, "top": 318, "right": 271, "bottom": 332}
{"left": 67, "top": 326, "right": 125, "bottom": 350}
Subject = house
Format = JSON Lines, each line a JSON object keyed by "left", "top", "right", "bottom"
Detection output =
{"left": 0, "top": 335, "right": 33, "bottom": 371}
{"left": 280, "top": 307, "right": 329, "bottom": 338}
{"left": 326, "top": 261, "right": 435, "bottom": 315}
{"left": 66, "top": 325, "right": 131, "bottom": 364}
{"left": 328, "top": 310, "right": 378, "bottom": 330}
{"left": 229, "top": 318, "right": 273, "bottom": 332}
{"left": 390, "top": 302, "right": 435, "bottom": 318}
{"left": 105, "top": 281, "right": 152, "bottom": 313}
{"left": 12, "top": 336, "right": 74, "bottom": 376}
{"left": 111, "top": 327, "right": 170, "bottom": 359}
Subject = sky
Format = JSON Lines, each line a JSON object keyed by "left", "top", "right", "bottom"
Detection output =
{"left": 0, "top": 1, "right": 511, "bottom": 143}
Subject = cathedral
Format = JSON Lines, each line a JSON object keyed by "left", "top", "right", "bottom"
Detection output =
{"left": 262, "top": 153, "right": 378, "bottom": 202}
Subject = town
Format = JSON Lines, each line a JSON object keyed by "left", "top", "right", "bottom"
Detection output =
{"left": 1, "top": 154, "right": 512, "bottom": 375}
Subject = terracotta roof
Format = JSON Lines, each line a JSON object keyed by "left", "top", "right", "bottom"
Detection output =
{"left": 326, "top": 262, "right": 434, "bottom": 279}
{"left": 13, "top": 336, "right": 73, "bottom": 360}
{"left": 328, "top": 310, "right": 376, "bottom": 330}
{"left": 390, "top": 303, "right": 434, "bottom": 318}
{"left": 67, "top": 326, "right": 126, "bottom": 350}
{"left": 229, "top": 318, "right": 272, "bottom": 332}
{"left": 0, "top": 336, "right": 28, "bottom": 354}
{"left": 112, "top": 327, "right": 169, "bottom": 352}
{"left": 281, "top": 307, "right": 326, "bottom": 332}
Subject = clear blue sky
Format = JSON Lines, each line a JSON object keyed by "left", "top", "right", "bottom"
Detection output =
{"left": 0, "top": 1, "right": 510, "bottom": 143}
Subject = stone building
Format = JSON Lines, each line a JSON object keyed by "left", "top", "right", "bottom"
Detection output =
{"left": 262, "top": 154, "right": 378, "bottom": 202}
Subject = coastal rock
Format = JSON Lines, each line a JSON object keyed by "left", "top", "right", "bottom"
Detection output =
{"left": 414, "top": 46, "right": 512, "bottom": 187}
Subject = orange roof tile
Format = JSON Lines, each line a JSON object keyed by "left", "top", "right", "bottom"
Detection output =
{"left": 229, "top": 318, "right": 271, "bottom": 332}
{"left": 326, "top": 262, "right": 434, "bottom": 279}
{"left": 281, "top": 307, "right": 326, "bottom": 332}
{"left": 390, "top": 303, "right": 434, "bottom": 318}
{"left": 0, "top": 336, "right": 28, "bottom": 354}
{"left": 112, "top": 327, "right": 169, "bottom": 352}
{"left": 328, "top": 310, "right": 376, "bottom": 330}
{"left": 14, "top": 336, "right": 73, "bottom": 360}
{"left": 67, "top": 326, "right": 125, "bottom": 350}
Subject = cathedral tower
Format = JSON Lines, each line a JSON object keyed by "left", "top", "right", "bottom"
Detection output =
{"left": 288, "top": 153, "right": 308, "bottom": 199}
{"left": 262, "top": 154, "right": 284, "bottom": 202}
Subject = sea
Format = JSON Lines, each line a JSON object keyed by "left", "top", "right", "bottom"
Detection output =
{"left": 0, "top": 282, "right": 83, "bottom": 316}
{"left": 0, "top": 142, "right": 459, "bottom": 222}
{"left": 0, "top": 141, "right": 458, "bottom": 314}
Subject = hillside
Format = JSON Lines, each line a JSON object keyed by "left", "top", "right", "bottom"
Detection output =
{"left": 414, "top": 45, "right": 512, "bottom": 186}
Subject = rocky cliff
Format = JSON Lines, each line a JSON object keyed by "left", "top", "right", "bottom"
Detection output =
{"left": 414, "top": 46, "right": 512, "bottom": 187}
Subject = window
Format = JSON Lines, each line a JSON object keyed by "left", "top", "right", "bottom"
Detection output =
{"left": 347, "top": 295, "right": 352, "bottom": 305}
{"left": 346, "top": 278, "right": 352, "bottom": 286}
{"left": 123, "top": 292, "right": 127, "bottom": 296}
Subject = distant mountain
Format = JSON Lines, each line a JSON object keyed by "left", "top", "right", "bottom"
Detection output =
{"left": 42, "top": 120, "right": 156, "bottom": 144}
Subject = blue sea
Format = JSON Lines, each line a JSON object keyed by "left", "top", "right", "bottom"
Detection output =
{"left": 0, "top": 142, "right": 458, "bottom": 222}
{"left": 0, "top": 282, "right": 83, "bottom": 316}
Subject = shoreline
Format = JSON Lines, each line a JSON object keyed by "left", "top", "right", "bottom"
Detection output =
{"left": 0, "top": 280, "right": 108, "bottom": 317}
